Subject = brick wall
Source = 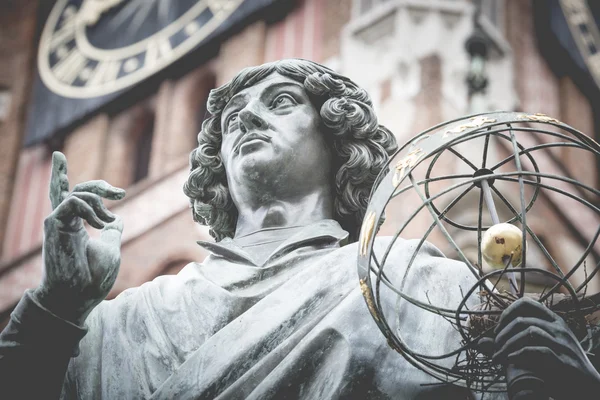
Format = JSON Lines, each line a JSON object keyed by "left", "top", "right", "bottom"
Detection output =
{"left": 149, "top": 66, "right": 215, "bottom": 178}
{"left": 217, "top": 21, "right": 267, "bottom": 86}
{"left": 507, "top": 0, "right": 598, "bottom": 199}
{"left": 507, "top": 0, "right": 561, "bottom": 118}
{"left": 321, "top": 0, "right": 352, "bottom": 61}
{"left": 559, "top": 76, "right": 597, "bottom": 189}
{"left": 102, "top": 101, "right": 155, "bottom": 188}
{"left": 63, "top": 114, "right": 110, "bottom": 186}
{"left": 0, "top": 1, "right": 38, "bottom": 256}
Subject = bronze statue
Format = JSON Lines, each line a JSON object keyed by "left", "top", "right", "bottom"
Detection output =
{"left": 1, "top": 59, "right": 598, "bottom": 399}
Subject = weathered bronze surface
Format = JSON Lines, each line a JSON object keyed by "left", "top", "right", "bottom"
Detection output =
{"left": 1, "top": 60, "right": 598, "bottom": 400}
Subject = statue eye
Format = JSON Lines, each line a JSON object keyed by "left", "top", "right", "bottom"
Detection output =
{"left": 226, "top": 113, "right": 239, "bottom": 132}
{"left": 272, "top": 94, "right": 295, "bottom": 109}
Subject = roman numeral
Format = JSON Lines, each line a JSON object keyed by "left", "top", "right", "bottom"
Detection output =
{"left": 86, "top": 60, "right": 122, "bottom": 86}
{"left": 145, "top": 37, "right": 172, "bottom": 69}
{"left": 561, "top": 0, "right": 589, "bottom": 25}
{"left": 51, "top": 48, "right": 88, "bottom": 84}
{"left": 587, "top": 53, "right": 600, "bottom": 74}
{"left": 49, "top": 20, "right": 76, "bottom": 50}
{"left": 207, "top": 0, "right": 237, "bottom": 15}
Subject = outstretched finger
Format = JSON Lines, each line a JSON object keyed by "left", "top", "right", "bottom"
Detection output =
{"left": 72, "top": 180, "right": 126, "bottom": 200}
{"left": 495, "top": 297, "right": 557, "bottom": 334}
{"left": 50, "top": 152, "right": 69, "bottom": 210}
{"left": 495, "top": 317, "right": 565, "bottom": 350}
{"left": 476, "top": 337, "right": 495, "bottom": 357}
{"left": 71, "top": 192, "right": 116, "bottom": 223}
{"left": 494, "top": 327, "right": 564, "bottom": 366}
{"left": 55, "top": 197, "right": 105, "bottom": 229}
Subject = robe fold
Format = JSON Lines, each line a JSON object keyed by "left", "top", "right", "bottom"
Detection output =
{"left": 61, "top": 220, "right": 505, "bottom": 399}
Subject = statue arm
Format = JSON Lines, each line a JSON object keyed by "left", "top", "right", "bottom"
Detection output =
{"left": 0, "top": 290, "right": 87, "bottom": 399}
{"left": 0, "top": 152, "right": 125, "bottom": 398}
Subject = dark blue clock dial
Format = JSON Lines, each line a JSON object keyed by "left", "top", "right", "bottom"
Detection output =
{"left": 84, "top": 0, "right": 198, "bottom": 50}
{"left": 39, "top": 0, "right": 245, "bottom": 98}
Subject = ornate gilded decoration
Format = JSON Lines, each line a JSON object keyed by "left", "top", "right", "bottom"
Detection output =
{"left": 392, "top": 148, "right": 425, "bottom": 187}
{"left": 442, "top": 116, "right": 497, "bottom": 139}
{"left": 79, "top": 0, "right": 127, "bottom": 26}
{"left": 359, "top": 279, "right": 379, "bottom": 322}
{"left": 359, "top": 211, "right": 377, "bottom": 257}
{"left": 518, "top": 113, "right": 562, "bottom": 124}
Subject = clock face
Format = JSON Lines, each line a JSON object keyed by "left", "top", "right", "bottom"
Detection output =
{"left": 38, "top": 0, "right": 244, "bottom": 98}
{"left": 560, "top": 0, "right": 600, "bottom": 89}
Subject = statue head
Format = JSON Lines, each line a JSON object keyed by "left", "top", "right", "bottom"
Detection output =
{"left": 184, "top": 59, "right": 397, "bottom": 241}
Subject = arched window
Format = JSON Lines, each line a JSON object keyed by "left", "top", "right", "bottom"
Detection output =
{"left": 132, "top": 108, "right": 155, "bottom": 183}
{"left": 103, "top": 99, "right": 156, "bottom": 188}
{"left": 0, "top": 85, "right": 11, "bottom": 122}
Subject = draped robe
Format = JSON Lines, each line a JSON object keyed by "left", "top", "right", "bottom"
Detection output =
{"left": 50, "top": 220, "right": 504, "bottom": 399}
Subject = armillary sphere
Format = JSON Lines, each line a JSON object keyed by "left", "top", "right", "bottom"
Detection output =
{"left": 357, "top": 111, "right": 600, "bottom": 396}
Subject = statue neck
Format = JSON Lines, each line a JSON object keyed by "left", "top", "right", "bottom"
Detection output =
{"left": 233, "top": 188, "right": 334, "bottom": 239}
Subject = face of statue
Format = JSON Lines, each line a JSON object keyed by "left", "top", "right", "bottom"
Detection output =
{"left": 220, "top": 72, "right": 332, "bottom": 204}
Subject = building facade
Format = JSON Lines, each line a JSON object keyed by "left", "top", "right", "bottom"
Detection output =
{"left": 0, "top": 0, "right": 599, "bottom": 332}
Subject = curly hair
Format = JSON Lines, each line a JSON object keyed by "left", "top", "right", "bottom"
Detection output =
{"left": 183, "top": 59, "right": 397, "bottom": 242}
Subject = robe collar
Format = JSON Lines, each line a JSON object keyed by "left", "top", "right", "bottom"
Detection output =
{"left": 196, "top": 219, "right": 349, "bottom": 266}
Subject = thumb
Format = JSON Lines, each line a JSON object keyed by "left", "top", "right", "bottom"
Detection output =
{"left": 476, "top": 336, "right": 495, "bottom": 357}
{"left": 87, "top": 216, "right": 123, "bottom": 291}
{"left": 99, "top": 215, "right": 124, "bottom": 250}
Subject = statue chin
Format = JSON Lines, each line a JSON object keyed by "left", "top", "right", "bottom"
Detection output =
{"left": 236, "top": 147, "right": 286, "bottom": 181}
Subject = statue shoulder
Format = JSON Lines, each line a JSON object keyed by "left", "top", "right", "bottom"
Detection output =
{"left": 92, "top": 261, "right": 203, "bottom": 313}
{"left": 368, "top": 237, "right": 473, "bottom": 283}
{"left": 372, "top": 236, "right": 447, "bottom": 259}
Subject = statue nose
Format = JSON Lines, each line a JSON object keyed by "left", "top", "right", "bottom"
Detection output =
{"left": 239, "top": 106, "right": 266, "bottom": 133}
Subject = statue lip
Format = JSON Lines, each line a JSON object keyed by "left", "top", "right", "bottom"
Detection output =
{"left": 235, "top": 132, "right": 271, "bottom": 153}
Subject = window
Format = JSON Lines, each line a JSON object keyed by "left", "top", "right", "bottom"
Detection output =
{"left": 133, "top": 114, "right": 154, "bottom": 183}
{"left": 0, "top": 87, "right": 12, "bottom": 121}
{"left": 103, "top": 100, "right": 156, "bottom": 189}
{"left": 195, "top": 73, "right": 217, "bottom": 144}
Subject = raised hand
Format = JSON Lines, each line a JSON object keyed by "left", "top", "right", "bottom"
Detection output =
{"left": 492, "top": 297, "right": 600, "bottom": 399}
{"left": 33, "top": 152, "right": 126, "bottom": 326}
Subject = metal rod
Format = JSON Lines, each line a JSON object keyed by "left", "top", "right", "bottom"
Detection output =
{"left": 480, "top": 179, "right": 519, "bottom": 295}
{"left": 481, "top": 180, "right": 499, "bottom": 224}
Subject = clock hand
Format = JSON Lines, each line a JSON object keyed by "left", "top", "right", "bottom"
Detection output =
{"left": 107, "top": 0, "right": 144, "bottom": 30}
{"left": 158, "top": 0, "right": 171, "bottom": 26}
{"left": 78, "top": 0, "right": 128, "bottom": 26}
{"left": 130, "top": 1, "right": 156, "bottom": 35}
